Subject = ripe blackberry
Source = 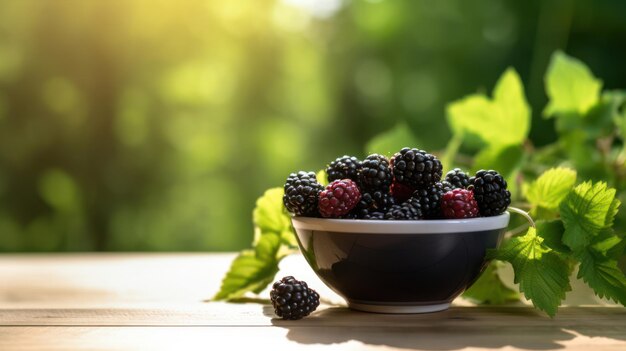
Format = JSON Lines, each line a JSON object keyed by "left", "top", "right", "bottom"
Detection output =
{"left": 412, "top": 182, "right": 451, "bottom": 219}
{"left": 445, "top": 168, "right": 471, "bottom": 189}
{"left": 318, "top": 179, "right": 361, "bottom": 218}
{"left": 326, "top": 155, "right": 361, "bottom": 182}
{"left": 390, "top": 181, "right": 414, "bottom": 203}
{"left": 270, "top": 276, "right": 320, "bottom": 320}
{"left": 361, "top": 210, "right": 385, "bottom": 220}
{"left": 441, "top": 189, "right": 479, "bottom": 219}
{"left": 358, "top": 154, "right": 392, "bottom": 191}
{"left": 283, "top": 171, "right": 324, "bottom": 216}
{"left": 356, "top": 191, "right": 395, "bottom": 212}
{"left": 390, "top": 148, "right": 443, "bottom": 188}
{"left": 469, "top": 170, "right": 511, "bottom": 216}
{"left": 385, "top": 198, "right": 423, "bottom": 220}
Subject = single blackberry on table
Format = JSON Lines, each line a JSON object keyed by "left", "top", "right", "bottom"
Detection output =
{"left": 445, "top": 168, "right": 471, "bottom": 189}
{"left": 384, "top": 198, "right": 423, "bottom": 220}
{"left": 390, "top": 181, "right": 415, "bottom": 203}
{"left": 358, "top": 154, "right": 392, "bottom": 191}
{"left": 412, "top": 182, "right": 451, "bottom": 219}
{"left": 283, "top": 171, "right": 324, "bottom": 216}
{"left": 318, "top": 179, "right": 362, "bottom": 218}
{"left": 441, "top": 189, "right": 479, "bottom": 219}
{"left": 469, "top": 170, "right": 511, "bottom": 216}
{"left": 390, "top": 148, "right": 443, "bottom": 188}
{"left": 326, "top": 155, "right": 361, "bottom": 182}
{"left": 270, "top": 276, "right": 320, "bottom": 320}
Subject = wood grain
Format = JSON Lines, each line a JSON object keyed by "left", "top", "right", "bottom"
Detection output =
{"left": 1, "top": 253, "right": 625, "bottom": 351}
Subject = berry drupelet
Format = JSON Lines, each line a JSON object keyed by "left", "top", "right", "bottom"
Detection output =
{"left": 326, "top": 155, "right": 361, "bottom": 183}
{"left": 270, "top": 276, "right": 320, "bottom": 320}
{"left": 469, "top": 170, "right": 511, "bottom": 216}
{"left": 318, "top": 179, "right": 361, "bottom": 218}
{"left": 390, "top": 148, "right": 443, "bottom": 188}
{"left": 283, "top": 171, "right": 324, "bottom": 217}
{"left": 441, "top": 189, "right": 479, "bottom": 219}
{"left": 358, "top": 154, "right": 393, "bottom": 192}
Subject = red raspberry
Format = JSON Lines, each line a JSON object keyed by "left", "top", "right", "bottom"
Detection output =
{"left": 390, "top": 181, "right": 414, "bottom": 203}
{"left": 318, "top": 179, "right": 361, "bottom": 218}
{"left": 441, "top": 189, "right": 479, "bottom": 219}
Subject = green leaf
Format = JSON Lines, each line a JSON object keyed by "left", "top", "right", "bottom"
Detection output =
{"left": 535, "top": 219, "right": 570, "bottom": 255}
{"left": 316, "top": 169, "right": 328, "bottom": 187}
{"left": 577, "top": 249, "right": 626, "bottom": 305}
{"left": 544, "top": 51, "right": 602, "bottom": 117}
{"left": 491, "top": 227, "right": 571, "bottom": 317}
{"left": 525, "top": 168, "right": 577, "bottom": 210}
{"left": 365, "top": 122, "right": 420, "bottom": 157}
{"left": 212, "top": 232, "right": 283, "bottom": 301}
{"left": 252, "top": 187, "right": 297, "bottom": 247}
{"left": 560, "top": 182, "right": 619, "bottom": 251}
{"left": 446, "top": 68, "right": 530, "bottom": 148}
{"left": 462, "top": 261, "right": 520, "bottom": 304}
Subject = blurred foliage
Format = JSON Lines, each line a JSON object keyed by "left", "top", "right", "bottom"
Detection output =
{"left": 0, "top": 0, "right": 626, "bottom": 251}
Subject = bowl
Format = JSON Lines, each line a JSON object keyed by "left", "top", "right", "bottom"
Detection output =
{"left": 291, "top": 212, "right": 510, "bottom": 314}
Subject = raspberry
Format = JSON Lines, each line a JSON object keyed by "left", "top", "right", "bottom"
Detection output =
{"left": 390, "top": 181, "right": 414, "bottom": 203}
{"left": 469, "top": 170, "right": 511, "bottom": 216}
{"left": 384, "top": 198, "right": 423, "bottom": 220}
{"left": 441, "top": 189, "right": 479, "bottom": 219}
{"left": 270, "top": 276, "right": 320, "bottom": 320}
{"left": 283, "top": 171, "right": 324, "bottom": 216}
{"left": 412, "top": 182, "right": 452, "bottom": 219}
{"left": 445, "top": 168, "right": 471, "bottom": 189}
{"left": 326, "top": 155, "right": 361, "bottom": 182}
{"left": 318, "top": 179, "right": 361, "bottom": 218}
{"left": 390, "top": 148, "right": 443, "bottom": 188}
{"left": 358, "top": 154, "right": 392, "bottom": 191}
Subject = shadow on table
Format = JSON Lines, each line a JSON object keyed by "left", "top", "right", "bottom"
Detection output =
{"left": 268, "top": 306, "right": 626, "bottom": 350}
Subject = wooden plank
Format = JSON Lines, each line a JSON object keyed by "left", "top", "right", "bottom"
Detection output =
{"left": 1, "top": 326, "right": 625, "bottom": 351}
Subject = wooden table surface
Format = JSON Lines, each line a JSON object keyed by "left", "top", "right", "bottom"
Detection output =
{"left": 1, "top": 253, "right": 625, "bottom": 351}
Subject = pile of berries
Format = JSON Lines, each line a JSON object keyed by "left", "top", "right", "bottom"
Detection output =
{"left": 283, "top": 147, "right": 511, "bottom": 220}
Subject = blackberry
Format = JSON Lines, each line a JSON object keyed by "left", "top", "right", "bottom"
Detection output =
{"left": 441, "top": 189, "right": 479, "bottom": 219}
{"left": 412, "top": 182, "right": 451, "bottom": 219}
{"left": 385, "top": 198, "right": 423, "bottom": 220}
{"left": 445, "top": 168, "right": 471, "bottom": 189}
{"left": 358, "top": 154, "right": 392, "bottom": 191}
{"left": 390, "top": 181, "right": 414, "bottom": 203}
{"left": 361, "top": 210, "right": 385, "bottom": 220}
{"left": 326, "top": 155, "right": 361, "bottom": 182}
{"left": 355, "top": 191, "right": 395, "bottom": 213}
{"left": 469, "top": 170, "right": 511, "bottom": 216}
{"left": 390, "top": 148, "right": 443, "bottom": 188}
{"left": 318, "top": 179, "right": 361, "bottom": 218}
{"left": 283, "top": 171, "right": 324, "bottom": 216}
{"left": 270, "top": 276, "right": 320, "bottom": 320}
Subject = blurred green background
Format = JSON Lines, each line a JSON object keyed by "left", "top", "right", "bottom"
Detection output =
{"left": 0, "top": 0, "right": 625, "bottom": 252}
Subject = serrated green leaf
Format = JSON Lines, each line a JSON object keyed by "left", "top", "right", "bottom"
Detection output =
{"left": 491, "top": 227, "right": 571, "bottom": 317}
{"left": 536, "top": 219, "right": 570, "bottom": 254}
{"left": 462, "top": 261, "right": 520, "bottom": 304}
{"left": 560, "top": 182, "right": 618, "bottom": 251}
{"left": 544, "top": 51, "right": 602, "bottom": 117}
{"left": 253, "top": 187, "right": 291, "bottom": 235}
{"left": 577, "top": 249, "right": 626, "bottom": 305}
{"left": 446, "top": 68, "right": 530, "bottom": 148}
{"left": 213, "top": 232, "right": 283, "bottom": 301}
{"left": 525, "top": 168, "right": 577, "bottom": 210}
{"left": 365, "top": 123, "right": 420, "bottom": 157}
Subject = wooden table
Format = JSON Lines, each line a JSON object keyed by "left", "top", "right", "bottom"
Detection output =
{"left": 1, "top": 253, "right": 625, "bottom": 350}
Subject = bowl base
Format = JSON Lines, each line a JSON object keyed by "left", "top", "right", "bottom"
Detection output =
{"left": 347, "top": 301, "right": 450, "bottom": 314}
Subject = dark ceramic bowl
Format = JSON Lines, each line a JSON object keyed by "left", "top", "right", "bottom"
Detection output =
{"left": 291, "top": 213, "right": 510, "bottom": 313}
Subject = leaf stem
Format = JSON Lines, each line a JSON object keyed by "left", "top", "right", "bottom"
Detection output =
{"left": 508, "top": 206, "right": 536, "bottom": 228}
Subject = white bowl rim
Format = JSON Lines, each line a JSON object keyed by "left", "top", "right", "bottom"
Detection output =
{"left": 291, "top": 212, "right": 510, "bottom": 234}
